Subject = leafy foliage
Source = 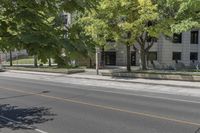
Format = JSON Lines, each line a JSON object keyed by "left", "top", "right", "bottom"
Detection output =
{"left": 0, "top": 0, "right": 98, "bottom": 64}
{"left": 156, "top": 0, "right": 200, "bottom": 33}
{"left": 80, "top": 0, "right": 200, "bottom": 70}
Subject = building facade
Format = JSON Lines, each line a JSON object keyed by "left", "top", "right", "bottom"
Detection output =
{"left": 103, "top": 30, "right": 200, "bottom": 68}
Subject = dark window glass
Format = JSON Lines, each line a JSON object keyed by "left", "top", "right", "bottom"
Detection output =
{"left": 173, "top": 33, "right": 182, "bottom": 43}
{"left": 148, "top": 52, "right": 157, "bottom": 61}
{"left": 172, "top": 52, "right": 181, "bottom": 60}
{"left": 105, "top": 52, "right": 116, "bottom": 65}
{"left": 190, "top": 52, "right": 198, "bottom": 60}
{"left": 191, "top": 31, "right": 199, "bottom": 44}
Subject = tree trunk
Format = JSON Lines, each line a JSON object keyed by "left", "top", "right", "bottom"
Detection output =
{"left": 48, "top": 58, "right": 52, "bottom": 67}
{"left": 126, "top": 45, "right": 131, "bottom": 72}
{"left": 101, "top": 46, "right": 105, "bottom": 68}
{"left": 34, "top": 55, "right": 38, "bottom": 68}
{"left": 9, "top": 50, "right": 13, "bottom": 66}
{"left": 140, "top": 49, "right": 147, "bottom": 70}
{"left": 89, "top": 58, "right": 92, "bottom": 68}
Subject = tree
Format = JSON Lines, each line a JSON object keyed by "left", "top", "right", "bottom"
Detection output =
{"left": 80, "top": 0, "right": 200, "bottom": 71}
{"left": 132, "top": 0, "right": 161, "bottom": 70}
{"left": 0, "top": 4, "right": 22, "bottom": 66}
{"left": 68, "top": 21, "right": 96, "bottom": 66}
{"left": 80, "top": 0, "right": 156, "bottom": 71}
{"left": 0, "top": 0, "right": 99, "bottom": 67}
{"left": 80, "top": 10, "right": 112, "bottom": 68}
{"left": 0, "top": 0, "right": 61, "bottom": 63}
{"left": 157, "top": 0, "right": 200, "bottom": 33}
{"left": 133, "top": 0, "right": 200, "bottom": 69}
{"left": 80, "top": 0, "right": 139, "bottom": 71}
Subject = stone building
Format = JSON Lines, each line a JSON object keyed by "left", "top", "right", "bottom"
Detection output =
{"left": 103, "top": 30, "right": 200, "bottom": 68}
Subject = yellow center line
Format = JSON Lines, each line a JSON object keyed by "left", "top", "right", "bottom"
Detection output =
{"left": 1, "top": 87, "right": 200, "bottom": 127}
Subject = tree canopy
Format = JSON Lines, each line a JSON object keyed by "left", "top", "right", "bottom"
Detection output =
{"left": 0, "top": 0, "right": 98, "bottom": 63}
{"left": 0, "top": 0, "right": 199, "bottom": 69}
{"left": 80, "top": 0, "right": 200, "bottom": 70}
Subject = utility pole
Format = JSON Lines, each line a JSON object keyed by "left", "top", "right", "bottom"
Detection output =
{"left": 96, "top": 47, "right": 100, "bottom": 75}
{"left": 0, "top": 53, "right": 2, "bottom": 69}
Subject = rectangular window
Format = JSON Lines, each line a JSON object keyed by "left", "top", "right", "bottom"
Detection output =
{"left": 191, "top": 31, "right": 199, "bottom": 44}
{"left": 172, "top": 52, "right": 181, "bottom": 60}
{"left": 173, "top": 33, "right": 182, "bottom": 43}
{"left": 148, "top": 52, "right": 157, "bottom": 61}
{"left": 190, "top": 52, "right": 198, "bottom": 60}
{"left": 61, "top": 14, "right": 68, "bottom": 25}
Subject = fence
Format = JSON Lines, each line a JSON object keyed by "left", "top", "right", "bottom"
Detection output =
{"left": 0, "top": 51, "right": 56, "bottom": 67}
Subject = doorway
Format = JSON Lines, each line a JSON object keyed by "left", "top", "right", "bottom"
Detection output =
{"left": 105, "top": 52, "right": 116, "bottom": 66}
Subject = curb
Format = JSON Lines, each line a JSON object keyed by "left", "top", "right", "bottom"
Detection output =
{"left": 7, "top": 69, "right": 84, "bottom": 75}
{"left": 6, "top": 70, "right": 200, "bottom": 89}
{"left": 66, "top": 76, "right": 200, "bottom": 89}
{"left": 0, "top": 69, "right": 6, "bottom": 72}
{"left": 7, "top": 70, "right": 64, "bottom": 76}
{"left": 102, "top": 72, "right": 200, "bottom": 82}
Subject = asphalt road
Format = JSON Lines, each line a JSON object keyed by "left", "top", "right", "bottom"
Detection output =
{"left": 0, "top": 76, "right": 200, "bottom": 133}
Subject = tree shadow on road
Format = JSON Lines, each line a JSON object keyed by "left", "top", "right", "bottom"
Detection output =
{"left": 0, "top": 90, "right": 50, "bottom": 100}
{"left": 0, "top": 104, "right": 56, "bottom": 130}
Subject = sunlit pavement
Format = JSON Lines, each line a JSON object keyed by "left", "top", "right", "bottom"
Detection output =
{"left": 1, "top": 71, "right": 200, "bottom": 133}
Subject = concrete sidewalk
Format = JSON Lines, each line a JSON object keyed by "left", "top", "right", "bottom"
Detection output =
{"left": 2, "top": 70, "right": 200, "bottom": 97}
{"left": 6, "top": 69, "right": 200, "bottom": 89}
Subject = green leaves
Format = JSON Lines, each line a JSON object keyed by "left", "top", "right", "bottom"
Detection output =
{"left": 60, "top": 0, "right": 99, "bottom": 12}
{"left": 157, "top": 0, "right": 200, "bottom": 33}
{"left": 80, "top": 9, "right": 112, "bottom": 47}
{"left": 171, "top": 19, "right": 200, "bottom": 33}
{"left": 0, "top": 0, "right": 98, "bottom": 64}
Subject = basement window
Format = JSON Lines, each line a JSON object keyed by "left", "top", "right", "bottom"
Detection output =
{"left": 172, "top": 52, "right": 182, "bottom": 61}
{"left": 190, "top": 52, "right": 198, "bottom": 61}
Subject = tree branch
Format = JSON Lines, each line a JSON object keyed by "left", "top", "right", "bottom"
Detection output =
{"left": 146, "top": 40, "right": 155, "bottom": 51}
